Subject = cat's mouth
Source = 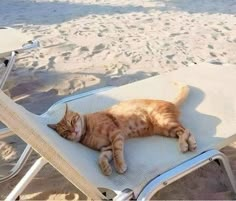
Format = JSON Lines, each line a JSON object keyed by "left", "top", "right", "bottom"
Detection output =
{"left": 71, "top": 131, "right": 82, "bottom": 142}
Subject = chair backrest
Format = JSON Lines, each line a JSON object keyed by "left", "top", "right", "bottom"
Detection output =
{"left": 0, "top": 89, "right": 105, "bottom": 200}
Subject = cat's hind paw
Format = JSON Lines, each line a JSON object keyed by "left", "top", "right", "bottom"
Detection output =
{"left": 179, "top": 129, "right": 197, "bottom": 153}
{"left": 187, "top": 134, "right": 197, "bottom": 151}
{"left": 179, "top": 141, "right": 189, "bottom": 153}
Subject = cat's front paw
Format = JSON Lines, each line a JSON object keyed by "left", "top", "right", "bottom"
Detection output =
{"left": 115, "top": 162, "right": 127, "bottom": 174}
{"left": 99, "top": 160, "right": 112, "bottom": 176}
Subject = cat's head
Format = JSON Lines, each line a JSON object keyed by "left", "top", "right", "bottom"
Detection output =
{"left": 48, "top": 104, "right": 85, "bottom": 142}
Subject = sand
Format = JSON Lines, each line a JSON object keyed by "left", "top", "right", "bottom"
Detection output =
{"left": 0, "top": 0, "right": 236, "bottom": 200}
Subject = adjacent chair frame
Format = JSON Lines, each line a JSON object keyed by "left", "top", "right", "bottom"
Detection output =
{"left": 0, "top": 40, "right": 39, "bottom": 184}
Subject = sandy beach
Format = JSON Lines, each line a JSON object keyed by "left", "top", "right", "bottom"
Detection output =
{"left": 0, "top": 0, "right": 236, "bottom": 200}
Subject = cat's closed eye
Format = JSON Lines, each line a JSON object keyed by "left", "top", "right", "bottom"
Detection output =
{"left": 61, "top": 130, "right": 71, "bottom": 138}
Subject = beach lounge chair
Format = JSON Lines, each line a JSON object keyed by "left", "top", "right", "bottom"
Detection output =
{"left": 0, "top": 27, "right": 39, "bottom": 88}
{"left": 0, "top": 27, "right": 39, "bottom": 183}
{"left": 0, "top": 62, "right": 235, "bottom": 200}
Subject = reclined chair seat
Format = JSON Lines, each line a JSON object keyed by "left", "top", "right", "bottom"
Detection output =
{"left": 0, "top": 63, "right": 235, "bottom": 200}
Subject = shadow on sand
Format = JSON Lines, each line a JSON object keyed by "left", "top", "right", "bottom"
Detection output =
{"left": 152, "top": 0, "right": 236, "bottom": 14}
{"left": 0, "top": 0, "right": 154, "bottom": 26}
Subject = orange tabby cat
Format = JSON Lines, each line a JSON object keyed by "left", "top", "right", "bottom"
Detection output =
{"left": 48, "top": 84, "right": 197, "bottom": 176}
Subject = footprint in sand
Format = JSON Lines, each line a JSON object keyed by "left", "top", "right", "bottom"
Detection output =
{"left": 106, "top": 63, "right": 129, "bottom": 76}
{"left": 175, "top": 40, "right": 184, "bottom": 46}
{"left": 212, "top": 28, "right": 220, "bottom": 32}
{"left": 124, "top": 51, "right": 132, "bottom": 57}
{"left": 166, "top": 54, "right": 175, "bottom": 60}
{"left": 68, "top": 79, "right": 85, "bottom": 94}
{"left": 145, "top": 18, "right": 153, "bottom": 22}
{"left": 100, "top": 28, "right": 109, "bottom": 33}
{"left": 39, "top": 53, "right": 44, "bottom": 58}
{"left": 170, "top": 33, "right": 181, "bottom": 37}
{"left": 61, "top": 52, "right": 71, "bottom": 61}
{"left": 58, "top": 79, "right": 84, "bottom": 95}
{"left": 58, "top": 29, "right": 68, "bottom": 36}
{"left": 211, "top": 34, "right": 218, "bottom": 40}
{"left": 208, "top": 44, "right": 214, "bottom": 49}
{"left": 146, "top": 42, "right": 154, "bottom": 55}
{"left": 210, "top": 60, "right": 223, "bottom": 65}
{"left": 210, "top": 52, "right": 217, "bottom": 57}
{"left": 47, "top": 56, "right": 56, "bottom": 70}
{"left": 181, "top": 61, "right": 188, "bottom": 66}
{"left": 32, "top": 61, "right": 38, "bottom": 67}
{"left": 186, "top": 57, "right": 197, "bottom": 64}
{"left": 80, "top": 46, "right": 89, "bottom": 53}
{"left": 37, "top": 66, "right": 47, "bottom": 71}
{"left": 91, "top": 43, "right": 106, "bottom": 56}
{"left": 132, "top": 54, "right": 142, "bottom": 63}
{"left": 0, "top": 141, "right": 17, "bottom": 161}
{"left": 34, "top": 35, "right": 43, "bottom": 39}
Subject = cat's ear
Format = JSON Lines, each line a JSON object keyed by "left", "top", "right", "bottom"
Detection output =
{"left": 47, "top": 124, "right": 57, "bottom": 130}
{"left": 65, "top": 104, "right": 69, "bottom": 116}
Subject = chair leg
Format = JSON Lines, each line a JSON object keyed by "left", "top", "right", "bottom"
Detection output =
{"left": 0, "top": 128, "right": 14, "bottom": 139}
{"left": 136, "top": 150, "right": 236, "bottom": 200}
{"left": 5, "top": 157, "right": 48, "bottom": 201}
{"left": 216, "top": 152, "right": 236, "bottom": 193}
{"left": 0, "top": 51, "right": 16, "bottom": 89}
{"left": 0, "top": 144, "right": 32, "bottom": 183}
{"left": 113, "top": 189, "right": 134, "bottom": 201}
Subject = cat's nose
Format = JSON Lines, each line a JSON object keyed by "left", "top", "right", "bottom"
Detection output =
{"left": 75, "top": 127, "right": 80, "bottom": 133}
{"left": 71, "top": 132, "right": 77, "bottom": 139}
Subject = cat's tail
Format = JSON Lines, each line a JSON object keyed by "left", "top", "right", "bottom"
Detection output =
{"left": 173, "top": 82, "right": 190, "bottom": 108}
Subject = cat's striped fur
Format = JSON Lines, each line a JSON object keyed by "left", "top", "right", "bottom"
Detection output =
{"left": 48, "top": 84, "right": 197, "bottom": 175}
